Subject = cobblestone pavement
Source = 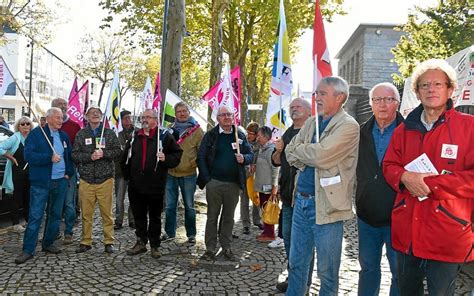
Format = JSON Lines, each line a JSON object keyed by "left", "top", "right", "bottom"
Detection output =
{"left": 0, "top": 189, "right": 472, "bottom": 295}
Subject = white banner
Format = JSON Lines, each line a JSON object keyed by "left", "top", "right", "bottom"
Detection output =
{"left": 0, "top": 56, "right": 14, "bottom": 98}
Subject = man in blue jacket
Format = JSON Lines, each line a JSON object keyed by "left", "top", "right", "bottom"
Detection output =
{"left": 15, "top": 107, "right": 74, "bottom": 264}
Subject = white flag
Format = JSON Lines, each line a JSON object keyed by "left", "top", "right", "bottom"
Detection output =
{"left": 0, "top": 57, "right": 14, "bottom": 98}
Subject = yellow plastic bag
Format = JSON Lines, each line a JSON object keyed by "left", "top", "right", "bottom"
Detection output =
{"left": 246, "top": 176, "right": 260, "bottom": 207}
{"left": 262, "top": 194, "right": 280, "bottom": 225}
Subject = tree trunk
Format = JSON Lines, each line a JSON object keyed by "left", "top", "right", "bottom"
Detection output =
{"left": 160, "top": 0, "right": 185, "bottom": 111}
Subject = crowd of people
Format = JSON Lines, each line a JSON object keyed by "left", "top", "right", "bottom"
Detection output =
{"left": 2, "top": 58, "right": 472, "bottom": 296}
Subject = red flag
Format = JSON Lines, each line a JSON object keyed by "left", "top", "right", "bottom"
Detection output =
{"left": 312, "top": 0, "right": 332, "bottom": 115}
{"left": 152, "top": 72, "right": 162, "bottom": 111}
{"left": 67, "top": 80, "right": 89, "bottom": 128}
{"left": 67, "top": 78, "right": 78, "bottom": 103}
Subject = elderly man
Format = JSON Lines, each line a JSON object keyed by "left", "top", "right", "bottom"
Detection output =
{"left": 72, "top": 105, "right": 122, "bottom": 254}
{"left": 285, "top": 76, "right": 360, "bottom": 295}
{"left": 197, "top": 106, "right": 253, "bottom": 261}
{"left": 383, "top": 59, "right": 474, "bottom": 295}
{"left": 271, "top": 97, "right": 312, "bottom": 292}
{"left": 162, "top": 102, "right": 203, "bottom": 244}
{"left": 15, "top": 107, "right": 74, "bottom": 264}
{"left": 51, "top": 98, "right": 81, "bottom": 244}
{"left": 122, "top": 109, "right": 182, "bottom": 258}
{"left": 355, "top": 83, "right": 403, "bottom": 296}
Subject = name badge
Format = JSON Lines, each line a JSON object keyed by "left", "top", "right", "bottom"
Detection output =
{"left": 96, "top": 137, "right": 106, "bottom": 149}
{"left": 441, "top": 144, "right": 458, "bottom": 159}
{"left": 85, "top": 138, "right": 92, "bottom": 145}
{"left": 63, "top": 141, "right": 67, "bottom": 149}
{"left": 231, "top": 142, "right": 238, "bottom": 150}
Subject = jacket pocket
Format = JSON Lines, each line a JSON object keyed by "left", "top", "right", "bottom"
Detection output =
{"left": 436, "top": 204, "right": 469, "bottom": 227}
{"left": 392, "top": 198, "right": 406, "bottom": 210}
{"left": 320, "top": 182, "right": 351, "bottom": 214}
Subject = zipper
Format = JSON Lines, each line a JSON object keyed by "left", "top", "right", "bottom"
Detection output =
{"left": 393, "top": 198, "right": 406, "bottom": 210}
{"left": 437, "top": 205, "right": 468, "bottom": 227}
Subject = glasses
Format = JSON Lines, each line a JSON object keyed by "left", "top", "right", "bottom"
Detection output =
{"left": 88, "top": 110, "right": 102, "bottom": 115}
{"left": 417, "top": 81, "right": 448, "bottom": 90}
{"left": 20, "top": 122, "right": 31, "bottom": 126}
{"left": 140, "top": 116, "right": 157, "bottom": 120}
{"left": 371, "top": 97, "right": 398, "bottom": 105}
{"left": 217, "top": 112, "right": 233, "bottom": 117}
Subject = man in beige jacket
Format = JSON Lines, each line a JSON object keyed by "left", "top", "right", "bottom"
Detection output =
{"left": 285, "top": 76, "right": 360, "bottom": 295}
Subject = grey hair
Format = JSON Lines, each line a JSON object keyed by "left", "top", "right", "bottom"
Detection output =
{"left": 14, "top": 116, "right": 33, "bottom": 132}
{"left": 368, "top": 82, "right": 401, "bottom": 106}
{"left": 257, "top": 126, "right": 273, "bottom": 139}
{"left": 290, "top": 97, "right": 312, "bottom": 111}
{"left": 142, "top": 108, "right": 159, "bottom": 118}
{"left": 319, "top": 76, "right": 350, "bottom": 104}
{"left": 46, "top": 107, "right": 63, "bottom": 118}
{"left": 51, "top": 98, "right": 66, "bottom": 107}
{"left": 217, "top": 105, "right": 233, "bottom": 115}
{"left": 174, "top": 101, "right": 189, "bottom": 112}
{"left": 411, "top": 59, "right": 457, "bottom": 92}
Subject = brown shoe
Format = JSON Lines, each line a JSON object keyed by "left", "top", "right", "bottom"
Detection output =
{"left": 63, "top": 234, "right": 73, "bottom": 245}
{"left": 150, "top": 247, "right": 161, "bottom": 258}
{"left": 126, "top": 241, "right": 147, "bottom": 255}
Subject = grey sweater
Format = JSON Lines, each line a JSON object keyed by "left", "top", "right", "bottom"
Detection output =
{"left": 253, "top": 141, "right": 279, "bottom": 193}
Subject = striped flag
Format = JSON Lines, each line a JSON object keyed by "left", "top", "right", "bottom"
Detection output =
{"left": 104, "top": 68, "right": 122, "bottom": 134}
{"left": 0, "top": 56, "right": 14, "bottom": 98}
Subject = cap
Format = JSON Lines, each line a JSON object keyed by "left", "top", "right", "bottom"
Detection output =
{"left": 85, "top": 105, "right": 102, "bottom": 115}
{"left": 120, "top": 110, "right": 131, "bottom": 119}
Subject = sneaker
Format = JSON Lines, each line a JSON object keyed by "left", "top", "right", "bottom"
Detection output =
{"left": 75, "top": 244, "right": 92, "bottom": 253}
{"left": 63, "top": 234, "right": 73, "bottom": 245}
{"left": 114, "top": 223, "right": 123, "bottom": 230}
{"left": 222, "top": 248, "right": 237, "bottom": 261}
{"left": 276, "top": 279, "right": 288, "bottom": 292}
{"left": 12, "top": 224, "right": 25, "bottom": 233}
{"left": 243, "top": 227, "right": 250, "bottom": 235}
{"left": 126, "top": 241, "right": 147, "bottom": 255}
{"left": 256, "top": 234, "right": 275, "bottom": 242}
{"left": 104, "top": 244, "right": 114, "bottom": 253}
{"left": 160, "top": 233, "right": 175, "bottom": 242}
{"left": 187, "top": 237, "right": 196, "bottom": 244}
{"left": 43, "top": 245, "right": 62, "bottom": 254}
{"left": 200, "top": 250, "right": 216, "bottom": 261}
{"left": 267, "top": 237, "right": 284, "bottom": 248}
{"left": 150, "top": 247, "right": 161, "bottom": 258}
{"left": 15, "top": 253, "right": 33, "bottom": 264}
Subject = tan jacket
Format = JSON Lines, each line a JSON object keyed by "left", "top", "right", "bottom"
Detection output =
{"left": 286, "top": 108, "right": 360, "bottom": 224}
{"left": 168, "top": 127, "right": 204, "bottom": 177}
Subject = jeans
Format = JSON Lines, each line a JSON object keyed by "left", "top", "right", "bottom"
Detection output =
{"left": 63, "top": 173, "right": 77, "bottom": 236}
{"left": 164, "top": 174, "right": 197, "bottom": 238}
{"left": 287, "top": 193, "right": 343, "bottom": 296}
{"left": 397, "top": 252, "right": 460, "bottom": 296}
{"left": 23, "top": 178, "right": 68, "bottom": 255}
{"left": 357, "top": 218, "right": 398, "bottom": 296}
{"left": 114, "top": 176, "right": 134, "bottom": 226}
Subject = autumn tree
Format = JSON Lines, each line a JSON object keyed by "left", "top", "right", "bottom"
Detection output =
{"left": 392, "top": 0, "right": 473, "bottom": 84}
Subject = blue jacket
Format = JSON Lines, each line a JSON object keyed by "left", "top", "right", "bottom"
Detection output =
{"left": 25, "top": 124, "right": 74, "bottom": 188}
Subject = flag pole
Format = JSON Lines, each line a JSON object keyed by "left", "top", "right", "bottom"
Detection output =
{"left": 314, "top": 55, "right": 320, "bottom": 143}
{"left": 0, "top": 56, "right": 55, "bottom": 153}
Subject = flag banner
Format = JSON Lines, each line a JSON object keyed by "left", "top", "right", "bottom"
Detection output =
{"left": 140, "top": 76, "right": 153, "bottom": 112}
{"left": 266, "top": 0, "right": 292, "bottom": 138}
{"left": 164, "top": 89, "right": 208, "bottom": 129}
{"left": 0, "top": 56, "right": 14, "bottom": 98}
{"left": 202, "top": 65, "right": 241, "bottom": 125}
{"left": 68, "top": 78, "right": 78, "bottom": 103}
{"left": 153, "top": 72, "right": 162, "bottom": 110}
{"left": 400, "top": 45, "right": 474, "bottom": 117}
{"left": 312, "top": 0, "right": 332, "bottom": 115}
{"left": 67, "top": 80, "right": 89, "bottom": 128}
{"left": 104, "top": 68, "right": 122, "bottom": 134}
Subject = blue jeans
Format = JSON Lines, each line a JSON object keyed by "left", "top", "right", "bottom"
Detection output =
{"left": 23, "top": 178, "right": 68, "bottom": 255}
{"left": 357, "top": 218, "right": 398, "bottom": 296}
{"left": 287, "top": 193, "right": 343, "bottom": 296}
{"left": 63, "top": 173, "right": 77, "bottom": 236}
{"left": 165, "top": 174, "right": 197, "bottom": 238}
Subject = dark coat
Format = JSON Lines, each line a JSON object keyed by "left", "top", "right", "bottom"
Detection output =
{"left": 121, "top": 127, "right": 182, "bottom": 196}
{"left": 196, "top": 125, "right": 253, "bottom": 190}
{"left": 355, "top": 112, "right": 404, "bottom": 227}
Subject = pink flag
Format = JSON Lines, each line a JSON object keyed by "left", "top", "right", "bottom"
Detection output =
{"left": 202, "top": 66, "right": 241, "bottom": 125}
{"left": 67, "top": 80, "right": 89, "bottom": 128}
{"left": 67, "top": 78, "right": 78, "bottom": 103}
{"left": 152, "top": 72, "right": 162, "bottom": 111}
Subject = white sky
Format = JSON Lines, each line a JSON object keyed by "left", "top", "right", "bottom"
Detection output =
{"left": 46, "top": 0, "right": 439, "bottom": 103}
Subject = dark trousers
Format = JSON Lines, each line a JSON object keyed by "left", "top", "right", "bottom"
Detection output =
{"left": 10, "top": 176, "right": 30, "bottom": 225}
{"left": 397, "top": 252, "right": 461, "bottom": 296}
{"left": 128, "top": 186, "right": 163, "bottom": 248}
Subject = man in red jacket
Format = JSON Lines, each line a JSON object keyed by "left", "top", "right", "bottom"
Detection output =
{"left": 383, "top": 59, "right": 474, "bottom": 295}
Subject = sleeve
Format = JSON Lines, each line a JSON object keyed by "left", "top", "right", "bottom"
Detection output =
{"left": 0, "top": 134, "right": 17, "bottom": 155}
{"left": 24, "top": 130, "right": 52, "bottom": 165}
{"left": 162, "top": 132, "right": 183, "bottom": 169}
{"left": 102, "top": 130, "right": 122, "bottom": 160}
{"left": 240, "top": 134, "right": 253, "bottom": 166}
{"left": 196, "top": 133, "right": 211, "bottom": 189}
{"left": 268, "top": 152, "right": 280, "bottom": 186}
{"left": 382, "top": 126, "right": 409, "bottom": 193}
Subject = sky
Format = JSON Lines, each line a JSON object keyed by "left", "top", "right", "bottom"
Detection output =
{"left": 46, "top": 0, "right": 439, "bottom": 108}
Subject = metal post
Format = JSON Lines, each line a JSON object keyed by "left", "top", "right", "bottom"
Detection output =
{"left": 28, "top": 39, "right": 34, "bottom": 115}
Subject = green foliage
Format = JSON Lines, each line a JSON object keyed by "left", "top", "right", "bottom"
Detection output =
{"left": 392, "top": 0, "right": 473, "bottom": 84}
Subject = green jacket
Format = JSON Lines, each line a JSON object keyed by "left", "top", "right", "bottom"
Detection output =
{"left": 168, "top": 126, "right": 204, "bottom": 177}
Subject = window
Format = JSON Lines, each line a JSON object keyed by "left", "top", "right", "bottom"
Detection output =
{"left": 0, "top": 108, "right": 15, "bottom": 121}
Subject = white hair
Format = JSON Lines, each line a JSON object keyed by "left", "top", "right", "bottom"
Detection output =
{"left": 46, "top": 107, "right": 62, "bottom": 118}
{"left": 411, "top": 59, "right": 457, "bottom": 92}
{"left": 368, "top": 82, "right": 400, "bottom": 106}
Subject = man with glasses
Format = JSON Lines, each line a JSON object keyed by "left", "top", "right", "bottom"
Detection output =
{"left": 72, "top": 105, "right": 122, "bottom": 254}
{"left": 383, "top": 59, "right": 474, "bottom": 295}
{"left": 197, "top": 106, "right": 253, "bottom": 261}
{"left": 355, "top": 83, "right": 403, "bottom": 296}
{"left": 122, "top": 109, "right": 182, "bottom": 258}
{"left": 285, "top": 77, "right": 360, "bottom": 295}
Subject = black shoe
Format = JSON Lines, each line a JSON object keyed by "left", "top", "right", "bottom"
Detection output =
{"left": 200, "top": 250, "right": 216, "bottom": 261}
{"left": 42, "top": 245, "right": 62, "bottom": 254}
{"left": 276, "top": 279, "right": 289, "bottom": 292}
{"left": 129, "top": 222, "right": 136, "bottom": 229}
{"left": 187, "top": 237, "right": 196, "bottom": 244}
{"left": 104, "top": 244, "right": 114, "bottom": 253}
{"left": 254, "top": 223, "right": 264, "bottom": 230}
{"left": 232, "top": 233, "right": 239, "bottom": 239}
{"left": 160, "top": 233, "right": 175, "bottom": 242}
{"left": 222, "top": 248, "right": 237, "bottom": 261}
{"left": 15, "top": 253, "right": 33, "bottom": 264}
{"left": 114, "top": 223, "right": 123, "bottom": 230}
{"left": 126, "top": 241, "right": 147, "bottom": 255}
{"left": 76, "top": 244, "right": 92, "bottom": 253}
{"left": 243, "top": 227, "right": 250, "bottom": 235}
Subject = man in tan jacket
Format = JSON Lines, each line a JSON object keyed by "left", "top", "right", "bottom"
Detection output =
{"left": 162, "top": 102, "right": 204, "bottom": 244}
{"left": 285, "top": 76, "right": 359, "bottom": 295}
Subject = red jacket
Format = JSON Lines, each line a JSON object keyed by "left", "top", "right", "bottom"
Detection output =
{"left": 383, "top": 101, "right": 474, "bottom": 263}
